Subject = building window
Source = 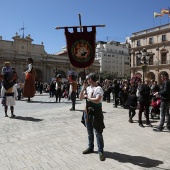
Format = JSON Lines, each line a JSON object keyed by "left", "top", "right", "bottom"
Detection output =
{"left": 149, "top": 56, "right": 153, "bottom": 65}
{"left": 137, "top": 40, "right": 140, "bottom": 46}
{"left": 161, "top": 53, "right": 167, "bottom": 64}
{"left": 149, "top": 37, "right": 153, "bottom": 44}
{"left": 162, "top": 34, "right": 166, "bottom": 42}
{"left": 136, "top": 58, "right": 141, "bottom": 66}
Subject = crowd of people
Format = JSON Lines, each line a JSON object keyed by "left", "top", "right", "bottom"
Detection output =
{"left": 99, "top": 74, "right": 170, "bottom": 132}
{"left": 0, "top": 60, "right": 170, "bottom": 161}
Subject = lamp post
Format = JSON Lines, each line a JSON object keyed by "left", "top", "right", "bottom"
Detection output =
{"left": 136, "top": 48, "right": 151, "bottom": 82}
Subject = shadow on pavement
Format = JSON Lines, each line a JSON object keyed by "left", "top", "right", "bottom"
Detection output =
{"left": 17, "top": 100, "right": 54, "bottom": 103}
{"left": 104, "top": 152, "right": 164, "bottom": 168}
{"left": 14, "top": 116, "right": 43, "bottom": 122}
{"left": 74, "top": 109, "right": 84, "bottom": 112}
{"left": 132, "top": 120, "right": 159, "bottom": 124}
{"left": 28, "top": 101, "right": 56, "bottom": 103}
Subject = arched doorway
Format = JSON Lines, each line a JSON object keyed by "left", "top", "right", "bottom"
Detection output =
{"left": 146, "top": 72, "right": 155, "bottom": 81}
{"left": 35, "top": 69, "right": 43, "bottom": 82}
{"left": 158, "top": 71, "right": 169, "bottom": 84}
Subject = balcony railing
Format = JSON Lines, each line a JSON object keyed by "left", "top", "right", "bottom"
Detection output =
{"left": 131, "top": 60, "right": 170, "bottom": 67}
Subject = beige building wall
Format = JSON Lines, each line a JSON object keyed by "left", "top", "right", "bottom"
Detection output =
{"left": 130, "top": 23, "right": 170, "bottom": 84}
{"left": 95, "top": 41, "right": 130, "bottom": 79}
{"left": 0, "top": 33, "right": 100, "bottom": 83}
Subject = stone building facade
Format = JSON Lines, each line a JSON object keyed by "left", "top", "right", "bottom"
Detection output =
{"left": 0, "top": 33, "right": 100, "bottom": 83}
{"left": 130, "top": 23, "right": 170, "bottom": 84}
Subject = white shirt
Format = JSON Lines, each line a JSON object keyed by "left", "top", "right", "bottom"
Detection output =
{"left": 86, "top": 86, "right": 103, "bottom": 103}
{"left": 1, "top": 85, "right": 18, "bottom": 98}
{"left": 24, "top": 64, "right": 32, "bottom": 74}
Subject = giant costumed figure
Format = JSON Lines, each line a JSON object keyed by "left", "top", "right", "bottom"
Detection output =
{"left": 22, "top": 58, "right": 36, "bottom": 102}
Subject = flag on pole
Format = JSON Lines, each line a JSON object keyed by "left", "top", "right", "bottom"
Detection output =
{"left": 161, "top": 8, "right": 170, "bottom": 16}
{"left": 65, "top": 26, "right": 96, "bottom": 68}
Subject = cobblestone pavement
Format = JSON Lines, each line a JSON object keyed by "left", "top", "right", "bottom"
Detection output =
{"left": 0, "top": 98, "right": 169, "bottom": 170}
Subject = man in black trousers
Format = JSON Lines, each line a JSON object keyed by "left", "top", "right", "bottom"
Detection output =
{"left": 153, "top": 72, "right": 170, "bottom": 132}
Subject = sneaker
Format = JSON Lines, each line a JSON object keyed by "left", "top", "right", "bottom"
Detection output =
{"left": 99, "top": 152, "right": 106, "bottom": 161}
{"left": 165, "top": 126, "right": 170, "bottom": 131}
{"left": 146, "top": 123, "right": 153, "bottom": 127}
{"left": 82, "top": 148, "right": 94, "bottom": 154}
{"left": 5, "top": 114, "right": 8, "bottom": 117}
{"left": 153, "top": 127, "right": 164, "bottom": 132}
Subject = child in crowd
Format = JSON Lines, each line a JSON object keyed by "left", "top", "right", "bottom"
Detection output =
{"left": 1, "top": 83, "right": 18, "bottom": 118}
{"left": 150, "top": 95, "right": 161, "bottom": 118}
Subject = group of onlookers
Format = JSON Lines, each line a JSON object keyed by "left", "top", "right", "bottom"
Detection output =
{"left": 48, "top": 80, "right": 81, "bottom": 99}
{"left": 99, "top": 73, "right": 170, "bottom": 132}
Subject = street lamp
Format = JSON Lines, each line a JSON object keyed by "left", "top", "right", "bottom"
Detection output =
{"left": 136, "top": 48, "right": 151, "bottom": 82}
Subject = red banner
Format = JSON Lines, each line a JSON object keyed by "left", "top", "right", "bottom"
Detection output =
{"left": 65, "top": 26, "right": 96, "bottom": 68}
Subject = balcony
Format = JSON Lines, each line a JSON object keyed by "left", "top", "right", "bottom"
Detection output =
{"left": 131, "top": 60, "right": 170, "bottom": 67}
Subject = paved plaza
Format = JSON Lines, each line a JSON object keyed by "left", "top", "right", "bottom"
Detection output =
{"left": 0, "top": 95, "right": 169, "bottom": 170}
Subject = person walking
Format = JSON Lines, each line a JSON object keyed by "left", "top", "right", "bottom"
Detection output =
{"left": 113, "top": 80, "right": 120, "bottom": 108}
{"left": 153, "top": 72, "right": 170, "bottom": 132}
{"left": 55, "top": 74, "right": 62, "bottom": 103}
{"left": 125, "top": 91, "right": 138, "bottom": 123}
{"left": 68, "top": 71, "right": 77, "bottom": 111}
{"left": 49, "top": 81, "right": 55, "bottom": 98}
{"left": 79, "top": 73, "right": 105, "bottom": 161}
{"left": 138, "top": 78, "right": 152, "bottom": 128}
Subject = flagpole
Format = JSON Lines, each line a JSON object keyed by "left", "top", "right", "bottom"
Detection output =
{"left": 78, "top": 13, "right": 88, "bottom": 115}
{"left": 78, "top": 13, "right": 86, "bottom": 82}
{"left": 78, "top": 13, "right": 82, "bottom": 32}
{"left": 153, "top": 13, "right": 155, "bottom": 27}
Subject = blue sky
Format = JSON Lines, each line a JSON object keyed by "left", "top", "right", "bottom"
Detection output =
{"left": 0, "top": 0, "right": 170, "bottom": 54}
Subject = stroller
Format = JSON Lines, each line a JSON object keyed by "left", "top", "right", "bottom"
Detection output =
{"left": 149, "top": 95, "right": 161, "bottom": 119}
